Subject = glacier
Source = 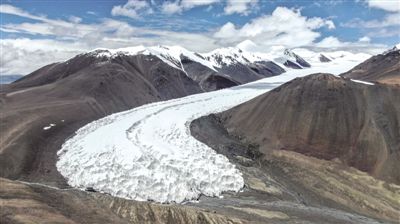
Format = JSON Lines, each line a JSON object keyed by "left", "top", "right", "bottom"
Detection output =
{"left": 57, "top": 53, "right": 369, "bottom": 203}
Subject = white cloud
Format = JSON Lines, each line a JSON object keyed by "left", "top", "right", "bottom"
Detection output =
{"left": 111, "top": 0, "right": 153, "bottom": 19}
{"left": 161, "top": 1, "right": 183, "bottom": 14}
{"left": 0, "top": 4, "right": 220, "bottom": 75}
{"left": 0, "top": 39, "right": 84, "bottom": 75}
{"left": 0, "top": 4, "right": 40, "bottom": 20}
{"left": 224, "top": 0, "right": 258, "bottom": 15}
{"left": 1, "top": 20, "right": 97, "bottom": 39}
{"left": 0, "top": 4, "right": 73, "bottom": 27}
{"left": 359, "top": 36, "right": 371, "bottom": 42}
{"left": 367, "top": 0, "right": 400, "bottom": 12}
{"left": 0, "top": 4, "right": 389, "bottom": 76}
{"left": 86, "top": 11, "right": 96, "bottom": 15}
{"left": 0, "top": 3, "right": 90, "bottom": 39}
{"left": 69, "top": 16, "right": 82, "bottom": 23}
{"left": 214, "top": 7, "right": 335, "bottom": 48}
{"left": 313, "top": 36, "right": 386, "bottom": 54}
{"left": 213, "top": 7, "right": 385, "bottom": 54}
{"left": 343, "top": 13, "right": 400, "bottom": 28}
{"left": 341, "top": 11, "right": 400, "bottom": 39}
{"left": 367, "top": 27, "right": 400, "bottom": 37}
{"left": 161, "top": 0, "right": 220, "bottom": 14}
{"left": 180, "top": 0, "right": 220, "bottom": 8}
{"left": 0, "top": 4, "right": 218, "bottom": 51}
{"left": 315, "top": 36, "right": 343, "bottom": 48}
{"left": 214, "top": 22, "right": 236, "bottom": 38}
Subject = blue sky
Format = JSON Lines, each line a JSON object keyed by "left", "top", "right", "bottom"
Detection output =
{"left": 1, "top": 0, "right": 399, "bottom": 75}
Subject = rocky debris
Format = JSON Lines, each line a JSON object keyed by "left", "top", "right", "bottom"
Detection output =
{"left": 0, "top": 178, "right": 245, "bottom": 224}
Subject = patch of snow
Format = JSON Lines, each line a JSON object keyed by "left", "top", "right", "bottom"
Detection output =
{"left": 43, "top": 123, "right": 56, "bottom": 130}
{"left": 351, "top": 79, "right": 375, "bottom": 85}
{"left": 57, "top": 55, "right": 365, "bottom": 204}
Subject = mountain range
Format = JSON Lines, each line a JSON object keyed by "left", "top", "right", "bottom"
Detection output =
{"left": 1, "top": 44, "right": 399, "bottom": 224}
{"left": 0, "top": 45, "right": 370, "bottom": 183}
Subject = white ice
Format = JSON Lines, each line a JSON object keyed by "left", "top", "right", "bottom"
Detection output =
{"left": 57, "top": 55, "right": 366, "bottom": 203}
{"left": 351, "top": 79, "right": 375, "bottom": 85}
{"left": 43, "top": 123, "right": 56, "bottom": 130}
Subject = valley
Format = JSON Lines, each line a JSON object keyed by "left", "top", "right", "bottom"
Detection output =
{"left": 3, "top": 45, "right": 399, "bottom": 223}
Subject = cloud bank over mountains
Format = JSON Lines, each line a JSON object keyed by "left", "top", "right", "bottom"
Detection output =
{"left": 0, "top": 1, "right": 398, "bottom": 76}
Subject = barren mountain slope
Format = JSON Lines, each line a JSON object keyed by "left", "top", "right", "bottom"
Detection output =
{"left": 341, "top": 48, "right": 400, "bottom": 85}
{"left": 219, "top": 74, "right": 400, "bottom": 184}
{"left": 0, "top": 53, "right": 202, "bottom": 186}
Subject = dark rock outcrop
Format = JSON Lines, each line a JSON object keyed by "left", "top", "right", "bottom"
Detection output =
{"left": 319, "top": 54, "right": 331, "bottom": 62}
{"left": 284, "top": 49, "right": 311, "bottom": 68}
{"left": 283, "top": 60, "right": 302, "bottom": 69}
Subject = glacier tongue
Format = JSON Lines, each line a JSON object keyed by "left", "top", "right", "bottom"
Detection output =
{"left": 57, "top": 55, "right": 367, "bottom": 203}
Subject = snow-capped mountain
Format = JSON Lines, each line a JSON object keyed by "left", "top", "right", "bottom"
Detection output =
{"left": 87, "top": 45, "right": 287, "bottom": 89}
{"left": 82, "top": 44, "right": 372, "bottom": 90}
{"left": 203, "top": 47, "right": 264, "bottom": 67}
{"left": 202, "top": 47, "right": 285, "bottom": 83}
{"left": 273, "top": 49, "right": 311, "bottom": 69}
{"left": 382, "top": 43, "right": 400, "bottom": 55}
{"left": 89, "top": 45, "right": 216, "bottom": 72}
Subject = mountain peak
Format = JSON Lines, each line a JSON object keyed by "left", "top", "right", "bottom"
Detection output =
{"left": 382, "top": 44, "right": 400, "bottom": 55}
{"left": 236, "top": 39, "right": 258, "bottom": 52}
